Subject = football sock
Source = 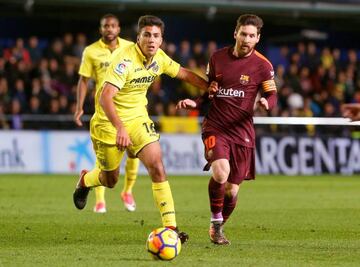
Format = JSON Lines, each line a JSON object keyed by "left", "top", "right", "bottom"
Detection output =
{"left": 208, "top": 177, "right": 225, "bottom": 222}
{"left": 152, "top": 181, "right": 176, "bottom": 228}
{"left": 95, "top": 186, "right": 105, "bottom": 204}
{"left": 122, "top": 157, "right": 139, "bottom": 193}
{"left": 222, "top": 193, "right": 238, "bottom": 224}
{"left": 84, "top": 167, "right": 102, "bottom": 187}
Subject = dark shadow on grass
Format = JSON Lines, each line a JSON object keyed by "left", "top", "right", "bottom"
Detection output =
{"left": 118, "top": 258, "right": 154, "bottom": 262}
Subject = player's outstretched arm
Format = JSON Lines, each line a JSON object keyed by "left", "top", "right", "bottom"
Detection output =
{"left": 176, "top": 67, "right": 208, "bottom": 91}
{"left": 74, "top": 76, "right": 89, "bottom": 127}
{"left": 176, "top": 92, "right": 210, "bottom": 110}
{"left": 176, "top": 99, "right": 197, "bottom": 110}
{"left": 100, "top": 82, "right": 132, "bottom": 150}
{"left": 341, "top": 103, "right": 360, "bottom": 121}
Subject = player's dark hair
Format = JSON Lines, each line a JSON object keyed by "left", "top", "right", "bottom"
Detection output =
{"left": 236, "top": 14, "right": 263, "bottom": 34}
{"left": 137, "top": 15, "right": 164, "bottom": 35}
{"left": 100, "top": 13, "right": 119, "bottom": 26}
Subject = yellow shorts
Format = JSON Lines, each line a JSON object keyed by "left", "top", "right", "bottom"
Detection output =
{"left": 91, "top": 116, "right": 159, "bottom": 171}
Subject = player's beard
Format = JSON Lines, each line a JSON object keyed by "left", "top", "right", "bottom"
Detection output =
{"left": 239, "top": 44, "right": 254, "bottom": 57}
{"left": 103, "top": 34, "right": 117, "bottom": 44}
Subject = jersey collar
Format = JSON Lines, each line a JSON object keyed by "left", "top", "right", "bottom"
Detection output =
{"left": 135, "top": 43, "right": 158, "bottom": 68}
{"left": 99, "top": 37, "right": 121, "bottom": 49}
{"left": 135, "top": 43, "right": 147, "bottom": 63}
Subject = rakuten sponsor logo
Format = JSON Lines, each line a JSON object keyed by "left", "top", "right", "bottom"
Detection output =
{"left": 217, "top": 87, "right": 245, "bottom": 98}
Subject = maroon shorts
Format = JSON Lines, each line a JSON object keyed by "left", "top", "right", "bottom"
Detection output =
{"left": 202, "top": 133, "right": 255, "bottom": 185}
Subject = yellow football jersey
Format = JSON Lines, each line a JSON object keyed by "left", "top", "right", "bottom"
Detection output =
{"left": 78, "top": 37, "right": 133, "bottom": 109}
{"left": 95, "top": 43, "right": 180, "bottom": 123}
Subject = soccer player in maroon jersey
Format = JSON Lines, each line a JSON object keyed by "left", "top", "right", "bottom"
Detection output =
{"left": 177, "top": 14, "right": 277, "bottom": 245}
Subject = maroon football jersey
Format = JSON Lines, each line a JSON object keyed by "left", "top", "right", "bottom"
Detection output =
{"left": 202, "top": 46, "right": 276, "bottom": 148}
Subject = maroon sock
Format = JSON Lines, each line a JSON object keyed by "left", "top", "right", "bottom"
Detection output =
{"left": 222, "top": 193, "right": 238, "bottom": 224}
{"left": 208, "top": 177, "right": 225, "bottom": 217}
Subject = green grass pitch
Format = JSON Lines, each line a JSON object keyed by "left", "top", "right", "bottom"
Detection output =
{"left": 1, "top": 174, "right": 360, "bottom": 266}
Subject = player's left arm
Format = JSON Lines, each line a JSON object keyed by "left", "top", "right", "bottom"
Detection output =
{"left": 161, "top": 51, "right": 208, "bottom": 91}
{"left": 176, "top": 67, "right": 208, "bottom": 91}
{"left": 259, "top": 87, "right": 277, "bottom": 111}
{"left": 258, "top": 64, "right": 278, "bottom": 111}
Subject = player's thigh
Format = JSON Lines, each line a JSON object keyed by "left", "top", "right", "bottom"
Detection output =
{"left": 211, "top": 159, "right": 230, "bottom": 183}
{"left": 202, "top": 133, "right": 230, "bottom": 163}
{"left": 92, "top": 138, "right": 124, "bottom": 171}
{"left": 228, "top": 144, "right": 255, "bottom": 185}
{"left": 127, "top": 116, "right": 160, "bottom": 157}
{"left": 137, "top": 141, "right": 164, "bottom": 171}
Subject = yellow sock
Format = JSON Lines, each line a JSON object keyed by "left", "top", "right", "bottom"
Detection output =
{"left": 84, "top": 167, "right": 102, "bottom": 187}
{"left": 95, "top": 186, "right": 105, "bottom": 204}
{"left": 122, "top": 157, "right": 139, "bottom": 193}
{"left": 152, "top": 181, "right": 177, "bottom": 228}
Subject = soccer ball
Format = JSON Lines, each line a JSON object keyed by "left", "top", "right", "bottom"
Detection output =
{"left": 146, "top": 227, "right": 181, "bottom": 261}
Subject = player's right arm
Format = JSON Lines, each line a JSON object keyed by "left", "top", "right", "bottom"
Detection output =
{"left": 206, "top": 56, "right": 218, "bottom": 98}
{"left": 176, "top": 98, "right": 197, "bottom": 109}
{"left": 75, "top": 47, "right": 93, "bottom": 126}
{"left": 100, "top": 82, "right": 132, "bottom": 151}
{"left": 341, "top": 103, "right": 360, "bottom": 121}
{"left": 74, "top": 75, "right": 89, "bottom": 126}
{"left": 176, "top": 92, "right": 210, "bottom": 110}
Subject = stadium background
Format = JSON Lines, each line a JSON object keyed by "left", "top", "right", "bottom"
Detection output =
{"left": 0, "top": 0, "right": 359, "bottom": 175}
{"left": 1, "top": 1, "right": 360, "bottom": 266}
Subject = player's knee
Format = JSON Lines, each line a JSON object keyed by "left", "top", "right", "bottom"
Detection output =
{"left": 147, "top": 161, "right": 166, "bottom": 182}
{"left": 102, "top": 171, "right": 119, "bottom": 188}
{"left": 106, "top": 178, "right": 117, "bottom": 188}
{"left": 211, "top": 160, "right": 230, "bottom": 183}
{"left": 212, "top": 167, "right": 229, "bottom": 183}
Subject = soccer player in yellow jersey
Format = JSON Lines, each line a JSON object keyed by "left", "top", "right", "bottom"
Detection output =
{"left": 74, "top": 14, "right": 139, "bottom": 213}
{"left": 73, "top": 15, "right": 208, "bottom": 243}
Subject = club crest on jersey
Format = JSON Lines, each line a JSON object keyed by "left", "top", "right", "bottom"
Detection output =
{"left": 148, "top": 61, "right": 159, "bottom": 73}
{"left": 239, "top": 74, "right": 250, "bottom": 85}
{"left": 114, "top": 61, "right": 127, "bottom": 75}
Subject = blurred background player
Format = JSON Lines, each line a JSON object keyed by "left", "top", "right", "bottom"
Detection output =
{"left": 73, "top": 15, "right": 208, "bottom": 243}
{"left": 341, "top": 103, "right": 360, "bottom": 121}
{"left": 74, "top": 13, "right": 139, "bottom": 213}
{"left": 178, "top": 14, "right": 277, "bottom": 245}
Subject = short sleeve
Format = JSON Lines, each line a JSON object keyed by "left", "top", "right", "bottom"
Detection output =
{"left": 78, "top": 47, "right": 93, "bottom": 78}
{"left": 103, "top": 59, "right": 130, "bottom": 90}
{"left": 261, "top": 62, "right": 277, "bottom": 92}
{"left": 161, "top": 52, "right": 180, "bottom": 78}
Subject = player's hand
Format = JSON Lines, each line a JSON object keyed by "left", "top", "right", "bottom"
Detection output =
{"left": 116, "top": 127, "right": 132, "bottom": 151}
{"left": 341, "top": 103, "right": 360, "bottom": 121}
{"left": 208, "top": 81, "right": 218, "bottom": 99}
{"left": 176, "top": 99, "right": 197, "bottom": 109}
{"left": 74, "top": 109, "right": 84, "bottom": 127}
{"left": 258, "top": 97, "right": 269, "bottom": 110}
